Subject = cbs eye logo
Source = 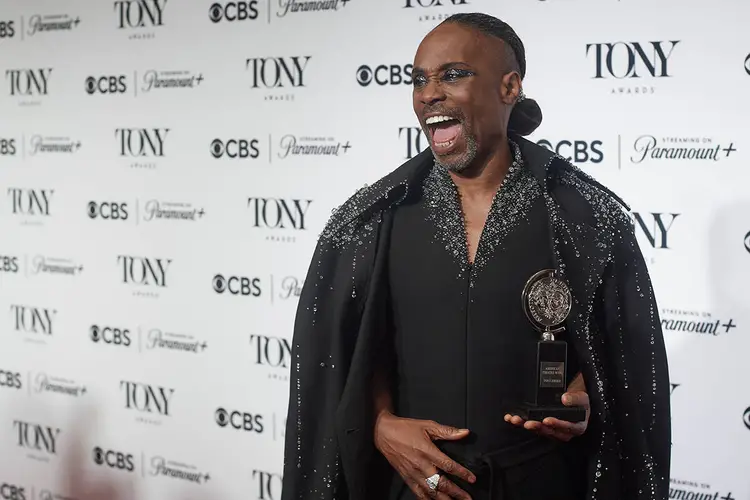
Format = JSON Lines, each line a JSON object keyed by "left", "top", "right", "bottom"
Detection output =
{"left": 210, "top": 138, "right": 260, "bottom": 159}
{"left": 356, "top": 64, "right": 413, "bottom": 87}
{"left": 743, "top": 406, "right": 750, "bottom": 430}
{"left": 85, "top": 76, "right": 127, "bottom": 95}
{"left": 744, "top": 230, "right": 750, "bottom": 254}
{"left": 213, "top": 274, "right": 228, "bottom": 293}
{"left": 212, "top": 274, "right": 262, "bottom": 297}
{"left": 209, "top": 2, "right": 259, "bottom": 22}
{"left": 215, "top": 407, "right": 230, "bottom": 426}
{"left": 215, "top": 407, "right": 264, "bottom": 433}
{"left": 93, "top": 446, "right": 105, "bottom": 464}
{"left": 356, "top": 65, "right": 374, "bottom": 86}
{"left": 93, "top": 446, "right": 135, "bottom": 472}
{"left": 90, "top": 325, "right": 131, "bottom": 347}
{"left": 88, "top": 201, "right": 129, "bottom": 220}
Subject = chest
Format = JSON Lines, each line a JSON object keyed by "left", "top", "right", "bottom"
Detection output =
{"left": 460, "top": 195, "right": 495, "bottom": 264}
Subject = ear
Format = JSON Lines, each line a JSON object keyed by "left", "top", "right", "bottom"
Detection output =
{"left": 499, "top": 71, "right": 522, "bottom": 105}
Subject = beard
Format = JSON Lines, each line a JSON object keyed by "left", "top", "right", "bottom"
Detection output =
{"left": 431, "top": 132, "right": 478, "bottom": 174}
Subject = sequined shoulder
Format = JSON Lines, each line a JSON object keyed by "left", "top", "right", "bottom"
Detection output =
{"left": 317, "top": 176, "right": 406, "bottom": 250}
{"left": 554, "top": 165, "right": 631, "bottom": 236}
{"left": 318, "top": 150, "right": 433, "bottom": 249}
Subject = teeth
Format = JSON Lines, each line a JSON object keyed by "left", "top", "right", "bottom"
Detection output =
{"left": 425, "top": 115, "right": 455, "bottom": 125}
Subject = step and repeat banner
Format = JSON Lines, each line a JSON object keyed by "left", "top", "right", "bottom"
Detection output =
{"left": 0, "top": 0, "right": 748, "bottom": 499}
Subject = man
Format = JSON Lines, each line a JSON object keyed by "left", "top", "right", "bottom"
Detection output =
{"left": 281, "top": 12, "right": 671, "bottom": 500}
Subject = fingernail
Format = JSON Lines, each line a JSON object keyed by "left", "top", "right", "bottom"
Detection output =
{"left": 562, "top": 394, "right": 572, "bottom": 404}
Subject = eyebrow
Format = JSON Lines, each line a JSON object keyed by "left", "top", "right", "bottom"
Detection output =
{"left": 412, "top": 62, "right": 472, "bottom": 74}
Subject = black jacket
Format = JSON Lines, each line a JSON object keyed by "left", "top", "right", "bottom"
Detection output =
{"left": 280, "top": 136, "right": 671, "bottom": 500}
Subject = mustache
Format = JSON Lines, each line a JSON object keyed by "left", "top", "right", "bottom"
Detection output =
{"left": 421, "top": 106, "right": 465, "bottom": 123}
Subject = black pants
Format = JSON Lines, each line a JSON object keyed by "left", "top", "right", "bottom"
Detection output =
{"left": 389, "top": 439, "right": 588, "bottom": 500}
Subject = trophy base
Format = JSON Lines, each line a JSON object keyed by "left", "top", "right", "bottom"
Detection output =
{"left": 511, "top": 403, "right": 586, "bottom": 423}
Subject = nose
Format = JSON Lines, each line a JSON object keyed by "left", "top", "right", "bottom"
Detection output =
{"left": 418, "top": 78, "right": 446, "bottom": 106}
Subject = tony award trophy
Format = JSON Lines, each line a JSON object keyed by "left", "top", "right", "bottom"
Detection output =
{"left": 513, "top": 269, "right": 586, "bottom": 422}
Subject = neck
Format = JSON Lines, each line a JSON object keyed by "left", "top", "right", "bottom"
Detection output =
{"left": 449, "top": 138, "right": 512, "bottom": 199}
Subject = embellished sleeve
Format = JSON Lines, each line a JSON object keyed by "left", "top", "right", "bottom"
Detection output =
{"left": 280, "top": 235, "right": 349, "bottom": 500}
{"left": 280, "top": 205, "right": 384, "bottom": 500}
{"left": 600, "top": 212, "right": 671, "bottom": 499}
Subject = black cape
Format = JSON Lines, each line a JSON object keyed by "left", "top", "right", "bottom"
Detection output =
{"left": 280, "top": 136, "right": 671, "bottom": 500}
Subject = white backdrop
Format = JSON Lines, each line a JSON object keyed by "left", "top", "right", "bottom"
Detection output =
{"left": 0, "top": 1, "right": 749, "bottom": 499}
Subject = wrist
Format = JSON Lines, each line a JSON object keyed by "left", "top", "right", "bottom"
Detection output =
{"left": 375, "top": 407, "right": 393, "bottom": 425}
{"left": 373, "top": 408, "right": 394, "bottom": 452}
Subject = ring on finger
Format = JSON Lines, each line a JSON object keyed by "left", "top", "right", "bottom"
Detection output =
{"left": 425, "top": 473, "right": 441, "bottom": 491}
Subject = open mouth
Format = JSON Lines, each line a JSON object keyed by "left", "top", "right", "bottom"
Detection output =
{"left": 425, "top": 115, "right": 462, "bottom": 151}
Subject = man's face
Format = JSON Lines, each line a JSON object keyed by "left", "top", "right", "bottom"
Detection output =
{"left": 412, "top": 23, "right": 510, "bottom": 173}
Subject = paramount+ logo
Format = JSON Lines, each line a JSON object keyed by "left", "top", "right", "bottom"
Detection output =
{"left": 213, "top": 274, "right": 261, "bottom": 297}
{"left": 356, "top": 64, "right": 413, "bottom": 87}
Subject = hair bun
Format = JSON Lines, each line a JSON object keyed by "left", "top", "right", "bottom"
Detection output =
{"left": 508, "top": 97, "right": 543, "bottom": 136}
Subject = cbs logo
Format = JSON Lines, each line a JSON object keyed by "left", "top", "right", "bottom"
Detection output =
{"left": 0, "top": 138, "right": 16, "bottom": 155}
{"left": 211, "top": 138, "right": 260, "bottom": 159}
{"left": 90, "top": 325, "right": 132, "bottom": 347}
{"left": 88, "top": 201, "right": 129, "bottom": 220}
{"left": 0, "top": 484, "right": 25, "bottom": 500}
{"left": 0, "top": 21, "right": 15, "bottom": 39}
{"left": 213, "top": 274, "right": 262, "bottom": 297}
{"left": 356, "top": 64, "right": 413, "bottom": 87}
{"left": 93, "top": 446, "right": 135, "bottom": 472}
{"left": 536, "top": 139, "right": 604, "bottom": 164}
{"left": 85, "top": 76, "right": 127, "bottom": 95}
{"left": 0, "top": 370, "right": 22, "bottom": 390}
{"left": 209, "top": 1, "right": 259, "bottom": 22}
{"left": 215, "top": 407, "right": 264, "bottom": 433}
{"left": 0, "top": 256, "right": 19, "bottom": 273}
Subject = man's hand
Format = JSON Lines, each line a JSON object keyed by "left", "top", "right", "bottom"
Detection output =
{"left": 374, "top": 411, "right": 476, "bottom": 499}
{"left": 503, "top": 372, "right": 590, "bottom": 442}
